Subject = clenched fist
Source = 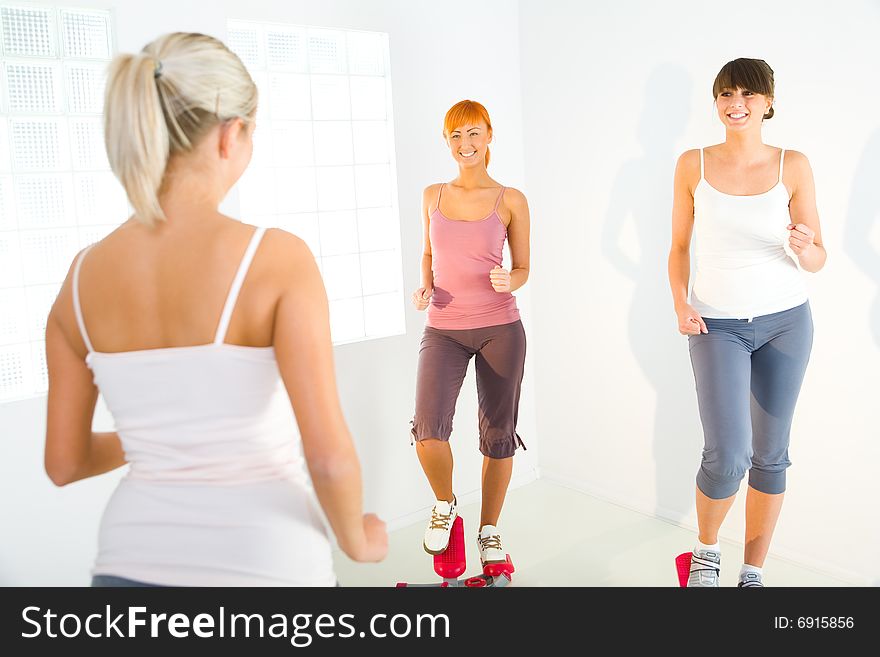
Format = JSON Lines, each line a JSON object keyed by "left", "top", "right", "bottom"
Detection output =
{"left": 411, "top": 287, "right": 432, "bottom": 311}
{"left": 787, "top": 223, "right": 815, "bottom": 256}
{"left": 489, "top": 266, "right": 511, "bottom": 293}
{"left": 676, "top": 303, "right": 708, "bottom": 336}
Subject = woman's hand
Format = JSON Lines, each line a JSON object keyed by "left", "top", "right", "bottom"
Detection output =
{"left": 411, "top": 287, "right": 432, "bottom": 311}
{"left": 348, "top": 513, "right": 388, "bottom": 563}
{"left": 787, "top": 222, "right": 815, "bottom": 255}
{"left": 676, "top": 303, "right": 708, "bottom": 335}
{"left": 489, "top": 266, "right": 511, "bottom": 293}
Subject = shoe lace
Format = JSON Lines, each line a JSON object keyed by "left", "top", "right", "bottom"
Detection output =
{"left": 479, "top": 534, "right": 502, "bottom": 551}
{"left": 429, "top": 508, "right": 453, "bottom": 530}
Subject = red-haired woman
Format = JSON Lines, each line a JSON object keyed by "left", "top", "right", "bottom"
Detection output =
{"left": 410, "top": 100, "right": 531, "bottom": 566}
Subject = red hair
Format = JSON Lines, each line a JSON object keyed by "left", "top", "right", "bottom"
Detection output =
{"left": 443, "top": 99, "right": 493, "bottom": 167}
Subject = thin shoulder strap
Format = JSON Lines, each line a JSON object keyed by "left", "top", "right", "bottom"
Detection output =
{"left": 493, "top": 186, "right": 507, "bottom": 211}
{"left": 778, "top": 148, "right": 786, "bottom": 183}
{"left": 214, "top": 226, "right": 267, "bottom": 345}
{"left": 72, "top": 245, "right": 96, "bottom": 354}
{"left": 435, "top": 183, "right": 444, "bottom": 212}
{"left": 699, "top": 148, "right": 705, "bottom": 180}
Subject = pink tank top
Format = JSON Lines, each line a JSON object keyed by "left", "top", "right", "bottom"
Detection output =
{"left": 427, "top": 184, "right": 520, "bottom": 330}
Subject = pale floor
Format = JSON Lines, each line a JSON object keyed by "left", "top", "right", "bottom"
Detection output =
{"left": 333, "top": 480, "right": 852, "bottom": 587}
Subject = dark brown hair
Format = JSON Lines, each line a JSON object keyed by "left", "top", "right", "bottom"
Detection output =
{"left": 712, "top": 58, "right": 775, "bottom": 119}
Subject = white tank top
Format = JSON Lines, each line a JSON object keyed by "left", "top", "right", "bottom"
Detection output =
{"left": 691, "top": 148, "right": 808, "bottom": 319}
{"left": 74, "top": 226, "right": 336, "bottom": 586}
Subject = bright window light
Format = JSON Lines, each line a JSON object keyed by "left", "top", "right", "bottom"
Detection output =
{"left": 228, "top": 20, "right": 404, "bottom": 345}
{"left": 0, "top": 5, "right": 116, "bottom": 402}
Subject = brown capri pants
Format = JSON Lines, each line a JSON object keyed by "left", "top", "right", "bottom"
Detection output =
{"left": 411, "top": 319, "right": 526, "bottom": 459}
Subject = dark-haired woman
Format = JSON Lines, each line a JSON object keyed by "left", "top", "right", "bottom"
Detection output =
{"left": 668, "top": 58, "right": 826, "bottom": 587}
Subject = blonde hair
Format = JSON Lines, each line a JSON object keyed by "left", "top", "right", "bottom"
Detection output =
{"left": 443, "top": 100, "right": 493, "bottom": 167}
{"left": 104, "top": 32, "right": 258, "bottom": 225}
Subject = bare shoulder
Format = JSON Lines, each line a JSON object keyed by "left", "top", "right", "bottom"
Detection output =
{"left": 501, "top": 186, "right": 529, "bottom": 211}
{"left": 258, "top": 227, "right": 317, "bottom": 274}
{"left": 55, "top": 223, "right": 131, "bottom": 304}
{"left": 676, "top": 148, "right": 701, "bottom": 172}
{"left": 424, "top": 182, "right": 443, "bottom": 197}
{"left": 261, "top": 225, "right": 313, "bottom": 255}
{"left": 673, "top": 149, "right": 702, "bottom": 196}
{"left": 780, "top": 150, "right": 814, "bottom": 195}
{"left": 47, "top": 246, "right": 91, "bottom": 350}
{"left": 423, "top": 182, "right": 442, "bottom": 207}
{"left": 73, "top": 221, "right": 124, "bottom": 261}
{"left": 51, "top": 249, "right": 83, "bottom": 315}
{"left": 783, "top": 149, "right": 811, "bottom": 171}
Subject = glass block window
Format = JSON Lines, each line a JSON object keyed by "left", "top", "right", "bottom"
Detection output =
{"left": 0, "top": 5, "right": 120, "bottom": 402}
{"left": 227, "top": 20, "right": 404, "bottom": 345}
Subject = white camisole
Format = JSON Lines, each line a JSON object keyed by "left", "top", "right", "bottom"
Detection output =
{"left": 691, "top": 148, "right": 808, "bottom": 319}
{"left": 74, "top": 226, "right": 336, "bottom": 586}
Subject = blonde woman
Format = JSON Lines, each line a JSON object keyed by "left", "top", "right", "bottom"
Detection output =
{"left": 43, "top": 32, "right": 386, "bottom": 586}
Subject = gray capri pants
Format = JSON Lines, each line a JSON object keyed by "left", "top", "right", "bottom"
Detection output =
{"left": 688, "top": 301, "right": 813, "bottom": 499}
{"left": 411, "top": 320, "right": 526, "bottom": 459}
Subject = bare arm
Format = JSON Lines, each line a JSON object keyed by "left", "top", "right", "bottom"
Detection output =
{"left": 271, "top": 231, "right": 385, "bottom": 562}
{"left": 669, "top": 151, "right": 697, "bottom": 309}
{"left": 412, "top": 185, "right": 437, "bottom": 310}
{"left": 44, "top": 267, "right": 126, "bottom": 486}
{"left": 420, "top": 185, "right": 435, "bottom": 290}
{"left": 668, "top": 150, "right": 708, "bottom": 334}
{"left": 504, "top": 188, "right": 530, "bottom": 292}
{"left": 786, "top": 150, "right": 827, "bottom": 273}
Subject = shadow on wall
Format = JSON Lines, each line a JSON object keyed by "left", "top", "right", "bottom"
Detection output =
{"left": 600, "top": 64, "right": 702, "bottom": 523}
{"left": 845, "top": 126, "right": 880, "bottom": 347}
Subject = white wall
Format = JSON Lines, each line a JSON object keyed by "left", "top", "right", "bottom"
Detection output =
{"left": 0, "top": 0, "right": 538, "bottom": 585}
{"left": 520, "top": 0, "right": 880, "bottom": 584}
{"left": 7, "top": 0, "right": 875, "bottom": 588}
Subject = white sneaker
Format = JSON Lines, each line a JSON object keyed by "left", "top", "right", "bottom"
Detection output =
{"left": 477, "top": 524, "right": 506, "bottom": 565}
{"left": 423, "top": 497, "right": 457, "bottom": 555}
{"left": 687, "top": 548, "right": 721, "bottom": 587}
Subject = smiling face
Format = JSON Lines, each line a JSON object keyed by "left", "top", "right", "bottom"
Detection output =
{"left": 716, "top": 87, "right": 773, "bottom": 131}
{"left": 446, "top": 121, "right": 492, "bottom": 169}
{"left": 712, "top": 58, "right": 776, "bottom": 129}
{"left": 442, "top": 100, "right": 494, "bottom": 168}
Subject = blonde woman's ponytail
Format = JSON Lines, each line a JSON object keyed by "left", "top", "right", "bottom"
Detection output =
{"left": 104, "top": 53, "right": 169, "bottom": 225}
{"left": 103, "top": 33, "right": 257, "bottom": 226}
